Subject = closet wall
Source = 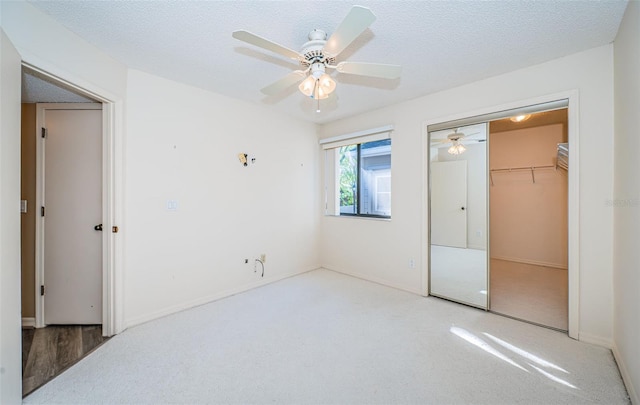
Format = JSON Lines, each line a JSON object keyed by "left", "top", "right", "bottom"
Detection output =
{"left": 489, "top": 120, "right": 568, "bottom": 268}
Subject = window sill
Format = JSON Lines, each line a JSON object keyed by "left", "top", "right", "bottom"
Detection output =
{"left": 324, "top": 214, "right": 391, "bottom": 222}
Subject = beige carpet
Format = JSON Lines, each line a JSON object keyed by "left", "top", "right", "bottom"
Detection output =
{"left": 490, "top": 259, "right": 568, "bottom": 330}
{"left": 23, "top": 269, "right": 627, "bottom": 404}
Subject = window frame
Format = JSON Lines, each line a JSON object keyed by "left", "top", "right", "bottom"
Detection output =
{"left": 320, "top": 125, "right": 394, "bottom": 220}
{"left": 338, "top": 139, "right": 391, "bottom": 219}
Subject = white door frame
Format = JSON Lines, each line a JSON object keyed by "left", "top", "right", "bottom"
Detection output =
{"left": 422, "top": 90, "right": 580, "bottom": 339}
{"left": 28, "top": 62, "right": 122, "bottom": 336}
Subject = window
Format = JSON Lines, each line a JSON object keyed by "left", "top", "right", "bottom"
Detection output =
{"left": 320, "top": 125, "right": 393, "bottom": 218}
{"left": 338, "top": 139, "right": 391, "bottom": 217}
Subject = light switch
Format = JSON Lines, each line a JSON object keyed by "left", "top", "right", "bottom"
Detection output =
{"left": 20, "top": 200, "right": 27, "bottom": 214}
{"left": 166, "top": 200, "right": 178, "bottom": 211}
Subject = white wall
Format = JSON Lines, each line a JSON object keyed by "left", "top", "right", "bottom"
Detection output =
{"left": 123, "top": 70, "right": 320, "bottom": 326}
{"left": 0, "top": 28, "right": 24, "bottom": 405}
{"left": 320, "top": 44, "right": 615, "bottom": 343}
{"left": 613, "top": 1, "right": 640, "bottom": 403}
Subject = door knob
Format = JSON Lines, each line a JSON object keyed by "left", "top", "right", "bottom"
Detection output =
{"left": 94, "top": 224, "right": 103, "bottom": 231}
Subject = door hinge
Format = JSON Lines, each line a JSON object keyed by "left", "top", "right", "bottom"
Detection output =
{"left": 112, "top": 226, "right": 119, "bottom": 233}
{"left": 41, "top": 127, "right": 48, "bottom": 139}
{"left": 41, "top": 206, "right": 45, "bottom": 217}
{"left": 40, "top": 285, "right": 45, "bottom": 296}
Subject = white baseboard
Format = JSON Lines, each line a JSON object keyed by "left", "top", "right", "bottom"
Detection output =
{"left": 124, "top": 267, "right": 318, "bottom": 329}
{"left": 491, "top": 255, "right": 567, "bottom": 269}
{"left": 578, "top": 331, "right": 613, "bottom": 348}
{"left": 323, "top": 266, "right": 422, "bottom": 296}
{"left": 22, "top": 317, "right": 35, "bottom": 328}
{"left": 612, "top": 343, "right": 638, "bottom": 405}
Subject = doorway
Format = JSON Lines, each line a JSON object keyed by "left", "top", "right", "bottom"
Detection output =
{"left": 20, "top": 63, "right": 119, "bottom": 333}
{"left": 488, "top": 109, "right": 568, "bottom": 330}
{"left": 427, "top": 98, "right": 575, "bottom": 335}
{"left": 20, "top": 68, "right": 112, "bottom": 396}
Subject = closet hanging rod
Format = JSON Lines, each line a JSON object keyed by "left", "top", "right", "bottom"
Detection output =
{"left": 490, "top": 164, "right": 556, "bottom": 173}
{"left": 489, "top": 165, "right": 556, "bottom": 186}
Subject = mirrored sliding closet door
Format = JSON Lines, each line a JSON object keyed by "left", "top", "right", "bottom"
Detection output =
{"left": 427, "top": 99, "right": 570, "bottom": 332}
{"left": 428, "top": 123, "right": 488, "bottom": 309}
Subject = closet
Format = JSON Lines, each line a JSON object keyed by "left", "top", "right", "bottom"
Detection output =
{"left": 428, "top": 101, "right": 569, "bottom": 331}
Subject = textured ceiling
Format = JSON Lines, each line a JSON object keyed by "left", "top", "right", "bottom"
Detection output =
{"left": 27, "top": 0, "right": 628, "bottom": 124}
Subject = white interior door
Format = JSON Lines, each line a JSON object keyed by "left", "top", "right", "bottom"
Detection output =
{"left": 431, "top": 160, "right": 467, "bottom": 248}
{"left": 43, "top": 106, "right": 102, "bottom": 325}
{"left": 0, "top": 29, "right": 25, "bottom": 404}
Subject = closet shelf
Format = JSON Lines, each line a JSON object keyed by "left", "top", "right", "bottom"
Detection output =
{"left": 556, "top": 143, "right": 569, "bottom": 171}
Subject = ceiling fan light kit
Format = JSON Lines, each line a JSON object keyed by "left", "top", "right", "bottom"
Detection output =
{"left": 232, "top": 5, "right": 401, "bottom": 112}
{"left": 298, "top": 63, "right": 336, "bottom": 100}
{"left": 448, "top": 142, "right": 467, "bottom": 155}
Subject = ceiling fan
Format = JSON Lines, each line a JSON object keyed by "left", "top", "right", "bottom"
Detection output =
{"left": 232, "top": 5, "right": 402, "bottom": 111}
{"left": 431, "top": 129, "right": 484, "bottom": 155}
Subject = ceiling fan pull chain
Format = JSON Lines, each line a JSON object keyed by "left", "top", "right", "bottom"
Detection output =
{"left": 314, "top": 80, "right": 321, "bottom": 112}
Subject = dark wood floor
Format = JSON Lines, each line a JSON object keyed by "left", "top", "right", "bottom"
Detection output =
{"left": 22, "top": 325, "right": 108, "bottom": 397}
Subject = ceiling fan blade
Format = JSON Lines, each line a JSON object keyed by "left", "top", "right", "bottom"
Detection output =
{"left": 336, "top": 62, "right": 402, "bottom": 79}
{"left": 324, "top": 6, "right": 376, "bottom": 58}
{"left": 232, "top": 30, "right": 302, "bottom": 60}
{"left": 260, "top": 71, "right": 306, "bottom": 96}
{"left": 461, "top": 131, "right": 482, "bottom": 139}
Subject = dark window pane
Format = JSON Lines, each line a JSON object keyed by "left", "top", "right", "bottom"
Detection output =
{"left": 338, "top": 139, "right": 391, "bottom": 218}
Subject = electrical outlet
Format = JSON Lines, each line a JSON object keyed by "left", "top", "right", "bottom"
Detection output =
{"left": 409, "top": 258, "right": 415, "bottom": 269}
{"left": 260, "top": 253, "right": 266, "bottom": 263}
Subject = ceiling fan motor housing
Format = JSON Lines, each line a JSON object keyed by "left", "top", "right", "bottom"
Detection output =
{"left": 300, "top": 29, "right": 336, "bottom": 68}
{"left": 310, "top": 63, "right": 326, "bottom": 78}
